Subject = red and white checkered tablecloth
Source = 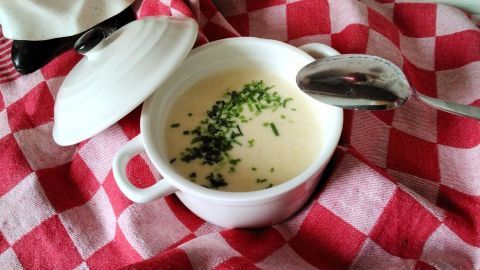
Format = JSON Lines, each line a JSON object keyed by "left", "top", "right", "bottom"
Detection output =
{"left": 0, "top": 0, "right": 479, "bottom": 269}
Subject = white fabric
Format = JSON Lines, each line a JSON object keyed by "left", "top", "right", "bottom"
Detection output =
{"left": 0, "top": 0, "right": 134, "bottom": 40}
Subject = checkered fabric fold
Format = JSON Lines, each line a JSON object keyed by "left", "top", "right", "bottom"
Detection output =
{"left": 0, "top": 0, "right": 479, "bottom": 269}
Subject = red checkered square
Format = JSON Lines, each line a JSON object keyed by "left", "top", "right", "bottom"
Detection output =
{"left": 79, "top": 124, "right": 129, "bottom": 183}
{"left": 368, "top": 7, "right": 399, "bottom": 46}
{"left": 37, "top": 155, "right": 100, "bottom": 212}
{"left": 225, "top": 13, "right": 250, "bottom": 36}
{"left": 436, "top": 62, "right": 480, "bottom": 106}
{"left": 203, "top": 22, "right": 239, "bottom": 41}
{"left": 0, "top": 134, "right": 32, "bottom": 196}
{"left": 367, "top": 29, "right": 403, "bottom": 68}
{"left": 350, "top": 111, "right": 390, "bottom": 168}
{"left": 0, "top": 72, "right": 44, "bottom": 106}
{"left": 249, "top": 5, "right": 287, "bottom": 41}
{"left": 246, "top": 0, "right": 286, "bottom": 11}
{"left": 0, "top": 91, "right": 4, "bottom": 111}
{"left": 437, "top": 185, "right": 480, "bottom": 246}
{"left": 328, "top": 0, "right": 368, "bottom": 33}
{"left": 86, "top": 225, "right": 142, "bottom": 269}
{"left": 6, "top": 81, "right": 54, "bottom": 132}
{"left": 12, "top": 216, "right": 83, "bottom": 270}
{"left": 118, "top": 200, "right": 191, "bottom": 259}
{"left": 403, "top": 58, "right": 436, "bottom": 97}
{"left": 370, "top": 189, "right": 441, "bottom": 259}
{"left": 0, "top": 248, "right": 23, "bottom": 270}
{"left": 126, "top": 155, "right": 158, "bottom": 188}
{"left": 286, "top": 0, "right": 330, "bottom": 40}
{"left": 221, "top": 228, "right": 285, "bottom": 262}
{"left": 387, "top": 128, "right": 440, "bottom": 181}
{"left": 421, "top": 224, "right": 480, "bottom": 269}
{"left": 117, "top": 107, "right": 141, "bottom": 140}
{"left": 14, "top": 122, "right": 76, "bottom": 170}
{"left": 103, "top": 171, "right": 133, "bottom": 217}
{"left": 257, "top": 244, "right": 317, "bottom": 270}
{"left": 391, "top": 99, "right": 437, "bottom": 143}
{"left": 165, "top": 195, "right": 205, "bottom": 232}
{"left": 0, "top": 232, "right": 8, "bottom": 254}
{"left": 393, "top": 3, "right": 436, "bottom": 37}
{"left": 400, "top": 35, "right": 435, "bottom": 71}
{"left": 138, "top": 0, "right": 172, "bottom": 17}
{"left": 318, "top": 154, "right": 397, "bottom": 234}
{"left": 59, "top": 189, "right": 116, "bottom": 259}
{"left": 437, "top": 108, "right": 480, "bottom": 148}
{"left": 0, "top": 173, "right": 55, "bottom": 244}
{"left": 331, "top": 24, "right": 369, "bottom": 54}
{"left": 289, "top": 203, "right": 366, "bottom": 269}
{"left": 439, "top": 144, "right": 480, "bottom": 196}
{"left": 0, "top": 110, "right": 10, "bottom": 139}
{"left": 40, "top": 50, "right": 82, "bottom": 80}
{"left": 435, "top": 30, "right": 480, "bottom": 71}
{"left": 436, "top": 4, "right": 479, "bottom": 36}
{"left": 126, "top": 248, "right": 192, "bottom": 269}
{"left": 180, "top": 234, "right": 241, "bottom": 269}
{"left": 350, "top": 239, "right": 416, "bottom": 269}
{"left": 215, "top": 0, "right": 247, "bottom": 17}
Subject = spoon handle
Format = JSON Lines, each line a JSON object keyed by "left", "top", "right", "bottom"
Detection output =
{"left": 415, "top": 93, "right": 480, "bottom": 120}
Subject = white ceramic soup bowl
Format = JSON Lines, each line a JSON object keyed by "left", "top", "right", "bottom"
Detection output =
{"left": 112, "top": 37, "right": 343, "bottom": 228}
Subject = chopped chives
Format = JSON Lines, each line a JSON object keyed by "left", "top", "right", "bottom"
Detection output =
{"left": 270, "top": 167, "right": 275, "bottom": 172}
{"left": 170, "top": 123, "right": 180, "bottom": 128}
{"left": 248, "top": 139, "right": 254, "bottom": 147}
{"left": 283, "top": 98, "right": 293, "bottom": 108}
{"left": 281, "top": 114, "right": 286, "bottom": 119}
{"left": 270, "top": 123, "right": 279, "bottom": 136}
{"left": 183, "top": 131, "right": 190, "bottom": 135}
{"left": 256, "top": 178, "right": 267, "bottom": 183}
{"left": 266, "top": 183, "right": 274, "bottom": 188}
{"left": 188, "top": 113, "right": 193, "bottom": 117}
{"left": 169, "top": 158, "right": 176, "bottom": 164}
{"left": 251, "top": 167, "right": 257, "bottom": 171}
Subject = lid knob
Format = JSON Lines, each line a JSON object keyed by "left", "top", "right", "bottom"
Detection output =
{"left": 74, "top": 27, "right": 107, "bottom": 56}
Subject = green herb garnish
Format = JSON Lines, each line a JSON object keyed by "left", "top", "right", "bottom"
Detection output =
{"left": 270, "top": 167, "right": 275, "bottom": 172}
{"left": 256, "top": 178, "right": 267, "bottom": 183}
{"left": 170, "top": 123, "right": 180, "bottom": 128}
{"left": 252, "top": 167, "right": 257, "bottom": 171}
{"left": 266, "top": 183, "right": 274, "bottom": 188}
{"left": 248, "top": 139, "right": 255, "bottom": 147}
{"left": 270, "top": 123, "right": 279, "bottom": 136}
{"left": 206, "top": 172, "right": 227, "bottom": 189}
{"left": 169, "top": 158, "right": 176, "bottom": 164}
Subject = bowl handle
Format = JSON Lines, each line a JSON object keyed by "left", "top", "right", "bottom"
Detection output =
{"left": 112, "top": 135, "right": 178, "bottom": 203}
{"left": 298, "top": 43, "right": 340, "bottom": 59}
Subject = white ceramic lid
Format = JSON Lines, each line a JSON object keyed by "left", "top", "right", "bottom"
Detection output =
{"left": 53, "top": 16, "right": 198, "bottom": 146}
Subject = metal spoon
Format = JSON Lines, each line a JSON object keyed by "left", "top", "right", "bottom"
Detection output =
{"left": 296, "top": 54, "right": 480, "bottom": 120}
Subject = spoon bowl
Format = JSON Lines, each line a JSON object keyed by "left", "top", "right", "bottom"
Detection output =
{"left": 297, "top": 54, "right": 480, "bottom": 120}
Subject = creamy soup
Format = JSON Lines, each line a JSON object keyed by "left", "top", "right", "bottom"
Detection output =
{"left": 165, "top": 69, "right": 322, "bottom": 192}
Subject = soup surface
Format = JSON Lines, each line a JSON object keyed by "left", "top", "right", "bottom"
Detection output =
{"left": 165, "top": 69, "right": 322, "bottom": 192}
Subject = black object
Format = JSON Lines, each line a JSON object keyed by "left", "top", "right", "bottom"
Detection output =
{"left": 11, "top": 7, "right": 136, "bottom": 75}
